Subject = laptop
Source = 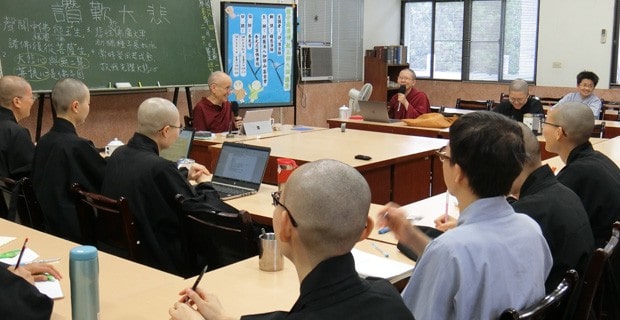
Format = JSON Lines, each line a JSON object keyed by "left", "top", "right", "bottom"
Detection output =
{"left": 210, "top": 142, "right": 271, "bottom": 200}
{"left": 241, "top": 109, "right": 273, "bottom": 136}
{"left": 358, "top": 101, "right": 399, "bottom": 123}
{"left": 159, "top": 128, "right": 195, "bottom": 162}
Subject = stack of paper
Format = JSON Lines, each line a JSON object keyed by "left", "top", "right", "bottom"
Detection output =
{"left": 351, "top": 248, "right": 414, "bottom": 283}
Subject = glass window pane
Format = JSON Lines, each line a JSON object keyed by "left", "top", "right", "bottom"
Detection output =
{"left": 403, "top": 2, "right": 433, "bottom": 78}
{"left": 469, "top": 0, "right": 501, "bottom": 81}
{"left": 503, "top": 0, "right": 538, "bottom": 81}
{"left": 434, "top": 2, "right": 464, "bottom": 80}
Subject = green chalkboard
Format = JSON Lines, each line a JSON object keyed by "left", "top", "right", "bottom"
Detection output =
{"left": 0, "top": 0, "right": 221, "bottom": 91}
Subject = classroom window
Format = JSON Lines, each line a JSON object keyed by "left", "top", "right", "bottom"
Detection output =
{"left": 402, "top": 0, "right": 539, "bottom": 82}
{"left": 613, "top": 0, "right": 620, "bottom": 84}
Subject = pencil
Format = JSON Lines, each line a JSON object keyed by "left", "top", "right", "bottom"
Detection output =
{"left": 14, "top": 238, "right": 28, "bottom": 269}
{"left": 186, "top": 264, "right": 208, "bottom": 303}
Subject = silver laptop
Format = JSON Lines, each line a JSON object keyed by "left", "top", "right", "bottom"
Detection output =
{"left": 159, "top": 128, "right": 195, "bottom": 162}
{"left": 358, "top": 101, "right": 399, "bottom": 123}
{"left": 241, "top": 109, "right": 273, "bottom": 135}
{"left": 210, "top": 142, "right": 271, "bottom": 200}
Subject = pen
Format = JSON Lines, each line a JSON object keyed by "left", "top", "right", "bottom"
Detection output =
{"left": 444, "top": 192, "right": 450, "bottom": 223}
{"left": 32, "top": 258, "right": 61, "bottom": 264}
{"left": 186, "top": 264, "right": 208, "bottom": 303}
{"left": 371, "top": 243, "right": 389, "bottom": 258}
{"left": 378, "top": 227, "right": 390, "bottom": 234}
{"left": 14, "top": 238, "right": 28, "bottom": 269}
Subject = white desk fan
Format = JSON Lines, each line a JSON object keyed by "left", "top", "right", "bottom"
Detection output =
{"left": 348, "top": 83, "right": 373, "bottom": 113}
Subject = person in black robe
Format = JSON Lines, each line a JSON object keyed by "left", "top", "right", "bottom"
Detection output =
{"left": 493, "top": 79, "right": 544, "bottom": 122}
{"left": 101, "top": 97, "right": 212, "bottom": 277}
{"left": 32, "top": 78, "right": 106, "bottom": 242}
{"left": 510, "top": 123, "right": 594, "bottom": 293}
{"left": 169, "top": 160, "right": 415, "bottom": 320}
{"left": 543, "top": 101, "right": 620, "bottom": 318}
{"left": 0, "top": 76, "right": 37, "bottom": 220}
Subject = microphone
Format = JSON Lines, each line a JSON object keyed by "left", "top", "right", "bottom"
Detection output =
{"left": 227, "top": 101, "right": 240, "bottom": 138}
{"left": 397, "top": 85, "right": 406, "bottom": 111}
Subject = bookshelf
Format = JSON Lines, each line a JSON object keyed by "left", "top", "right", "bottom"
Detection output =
{"left": 364, "top": 55, "right": 410, "bottom": 103}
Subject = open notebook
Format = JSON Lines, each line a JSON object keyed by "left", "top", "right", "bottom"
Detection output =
{"left": 351, "top": 248, "right": 414, "bottom": 283}
{"left": 210, "top": 142, "right": 271, "bottom": 200}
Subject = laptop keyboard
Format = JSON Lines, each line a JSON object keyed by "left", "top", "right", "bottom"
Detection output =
{"left": 212, "top": 183, "right": 255, "bottom": 199}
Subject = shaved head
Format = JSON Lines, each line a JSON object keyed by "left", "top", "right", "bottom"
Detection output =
{"left": 137, "top": 97, "right": 179, "bottom": 135}
{"left": 51, "top": 78, "right": 89, "bottom": 115}
{"left": 551, "top": 102, "right": 595, "bottom": 144}
{"left": 509, "top": 79, "right": 529, "bottom": 94}
{"left": 282, "top": 159, "right": 371, "bottom": 256}
{"left": 517, "top": 122, "right": 541, "bottom": 167}
{"left": 0, "top": 76, "right": 31, "bottom": 107}
{"left": 208, "top": 71, "right": 231, "bottom": 85}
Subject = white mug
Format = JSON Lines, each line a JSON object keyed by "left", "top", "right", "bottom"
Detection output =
{"left": 104, "top": 138, "right": 124, "bottom": 156}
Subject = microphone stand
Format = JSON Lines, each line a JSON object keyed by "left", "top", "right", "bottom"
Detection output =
{"left": 226, "top": 115, "right": 235, "bottom": 138}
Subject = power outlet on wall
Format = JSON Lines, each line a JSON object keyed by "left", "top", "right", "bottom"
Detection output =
{"left": 552, "top": 62, "right": 562, "bottom": 69}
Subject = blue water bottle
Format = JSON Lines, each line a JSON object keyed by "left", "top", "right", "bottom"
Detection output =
{"left": 70, "top": 245, "right": 100, "bottom": 320}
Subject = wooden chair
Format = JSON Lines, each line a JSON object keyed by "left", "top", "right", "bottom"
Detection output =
{"left": 499, "top": 269, "right": 578, "bottom": 320}
{"left": 591, "top": 121, "right": 606, "bottom": 138}
{"left": 455, "top": 98, "right": 493, "bottom": 111}
{"left": 184, "top": 115, "right": 194, "bottom": 128}
{"left": 500, "top": 92, "right": 510, "bottom": 102}
{"left": 178, "top": 194, "right": 259, "bottom": 271}
{"left": 537, "top": 97, "right": 561, "bottom": 107}
{"left": 71, "top": 183, "right": 142, "bottom": 262}
{"left": 601, "top": 100, "right": 620, "bottom": 121}
{"left": 0, "top": 177, "right": 45, "bottom": 231}
{"left": 570, "top": 221, "right": 620, "bottom": 320}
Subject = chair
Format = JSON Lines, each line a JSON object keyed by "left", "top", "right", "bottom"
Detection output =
{"left": 537, "top": 97, "right": 561, "bottom": 107}
{"left": 0, "top": 177, "right": 45, "bottom": 231}
{"left": 184, "top": 115, "right": 194, "bottom": 128}
{"left": 499, "top": 269, "right": 578, "bottom": 320}
{"left": 591, "top": 121, "right": 606, "bottom": 138}
{"left": 500, "top": 92, "right": 510, "bottom": 102}
{"left": 600, "top": 100, "right": 620, "bottom": 121}
{"left": 455, "top": 98, "right": 493, "bottom": 111}
{"left": 71, "top": 183, "right": 142, "bottom": 262}
{"left": 178, "top": 194, "right": 259, "bottom": 271}
{"left": 570, "top": 221, "right": 620, "bottom": 320}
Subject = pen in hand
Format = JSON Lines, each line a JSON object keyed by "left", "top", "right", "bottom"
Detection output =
{"left": 186, "top": 264, "right": 208, "bottom": 303}
{"left": 14, "top": 237, "right": 29, "bottom": 269}
{"left": 371, "top": 242, "right": 389, "bottom": 258}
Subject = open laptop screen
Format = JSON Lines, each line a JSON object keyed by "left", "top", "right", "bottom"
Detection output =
{"left": 159, "top": 128, "right": 195, "bottom": 162}
{"left": 213, "top": 142, "right": 271, "bottom": 186}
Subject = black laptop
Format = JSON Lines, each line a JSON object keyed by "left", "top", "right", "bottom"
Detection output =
{"left": 210, "top": 142, "right": 271, "bottom": 200}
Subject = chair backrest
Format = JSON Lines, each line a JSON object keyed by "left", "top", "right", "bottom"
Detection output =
{"left": 180, "top": 195, "right": 258, "bottom": 270}
{"left": 184, "top": 115, "right": 194, "bottom": 128}
{"left": 0, "top": 177, "right": 45, "bottom": 231}
{"left": 500, "top": 92, "right": 509, "bottom": 102}
{"left": 571, "top": 221, "right": 620, "bottom": 320}
{"left": 71, "top": 183, "right": 142, "bottom": 262}
{"left": 455, "top": 98, "right": 493, "bottom": 111}
{"left": 591, "top": 121, "right": 605, "bottom": 138}
{"left": 537, "top": 97, "right": 561, "bottom": 107}
{"left": 499, "top": 269, "right": 578, "bottom": 320}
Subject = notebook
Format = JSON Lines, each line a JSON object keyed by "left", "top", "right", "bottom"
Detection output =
{"left": 159, "top": 128, "right": 195, "bottom": 162}
{"left": 358, "top": 101, "right": 399, "bottom": 123}
{"left": 210, "top": 142, "right": 271, "bottom": 200}
{"left": 241, "top": 109, "right": 273, "bottom": 136}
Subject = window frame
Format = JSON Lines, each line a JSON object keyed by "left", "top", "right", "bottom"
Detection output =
{"left": 400, "top": 0, "right": 540, "bottom": 83}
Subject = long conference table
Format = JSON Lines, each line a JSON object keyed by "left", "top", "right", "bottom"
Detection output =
{"left": 0, "top": 217, "right": 413, "bottom": 319}
{"left": 208, "top": 128, "right": 448, "bottom": 205}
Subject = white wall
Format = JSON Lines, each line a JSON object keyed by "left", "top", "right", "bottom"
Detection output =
{"left": 537, "top": 0, "right": 615, "bottom": 88}
{"left": 363, "top": 0, "right": 401, "bottom": 49}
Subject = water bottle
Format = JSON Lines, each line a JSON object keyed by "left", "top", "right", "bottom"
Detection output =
{"left": 70, "top": 245, "right": 100, "bottom": 320}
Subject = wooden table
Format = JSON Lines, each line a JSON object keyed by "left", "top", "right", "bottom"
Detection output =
{"left": 0, "top": 218, "right": 184, "bottom": 320}
{"left": 327, "top": 118, "right": 450, "bottom": 138}
{"left": 189, "top": 126, "right": 325, "bottom": 171}
{"left": 212, "top": 128, "right": 448, "bottom": 205}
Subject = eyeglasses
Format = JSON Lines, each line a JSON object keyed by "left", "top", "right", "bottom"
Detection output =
{"left": 542, "top": 121, "right": 561, "bottom": 128}
{"left": 271, "top": 191, "right": 298, "bottom": 227}
{"left": 435, "top": 145, "right": 451, "bottom": 162}
{"left": 509, "top": 95, "right": 528, "bottom": 103}
{"left": 158, "top": 124, "right": 183, "bottom": 132}
{"left": 17, "top": 94, "right": 37, "bottom": 101}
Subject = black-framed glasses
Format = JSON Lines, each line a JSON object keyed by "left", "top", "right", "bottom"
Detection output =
{"left": 158, "top": 124, "right": 183, "bottom": 132}
{"left": 271, "top": 191, "right": 298, "bottom": 227}
{"left": 541, "top": 121, "right": 561, "bottom": 128}
{"left": 435, "top": 145, "right": 451, "bottom": 163}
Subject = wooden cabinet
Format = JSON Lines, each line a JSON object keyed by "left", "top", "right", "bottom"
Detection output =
{"left": 363, "top": 55, "right": 409, "bottom": 102}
